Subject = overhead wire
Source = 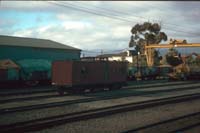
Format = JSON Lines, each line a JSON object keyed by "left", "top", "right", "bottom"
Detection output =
{"left": 119, "top": 1, "right": 198, "bottom": 30}
{"left": 47, "top": 1, "right": 200, "bottom": 56}
{"left": 68, "top": 1, "right": 200, "bottom": 37}
{"left": 48, "top": 1, "right": 136, "bottom": 24}
{"left": 48, "top": 1, "right": 200, "bottom": 37}
{"left": 50, "top": 0, "right": 132, "bottom": 53}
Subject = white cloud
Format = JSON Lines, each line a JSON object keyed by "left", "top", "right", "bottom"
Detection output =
{"left": 56, "top": 14, "right": 72, "bottom": 21}
{"left": 1, "top": 1, "right": 50, "bottom": 10}
{"left": 112, "top": 25, "right": 131, "bottom": 38}
{"left": 2, "top": 1, "right": 200, "bottom": 54}
{"left": 37, "top": 25, "right": 53, "bottom": 33}
{"left": 13, "top": 30, "right": 34, "bottom": 37}
{"left": 10, "top": 24, "right": 97, "bottom": 49}
{"left": 11, "top": 20, "right": 130, "bottom": 51}
{"left": 62, "top": 21, "right": 93, "bottom": 30}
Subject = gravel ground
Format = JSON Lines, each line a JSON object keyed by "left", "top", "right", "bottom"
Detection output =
{"left": 0, "top": 92, "right": 58, "bottom": 101}
{"left": 1, "top": 82, "right": 199, "bottom": 109}
{"left": 0, "top": 95, "right": 91, "bottom": 109}
{"left": 0, "top": 86, "right": 55, "bottom": 95}
{"left": 183, "top": 126, "right": 200, "bottom": 133}
{"left": 1, "top": 88, "right": 200, "bottom": 125}
{"left": 134, "top": 82, "right": 200, "bottom": 91}
{"left": 124, "top": 81, "right": 194, "bottom": 89}
{"left": 0, "top": 81, "right": 190, "bottom": 101}
{"left": 37, "top": 99, "right": 200, "bottom": 133}
{"left": 0, "top": 83, "right": 200, "bottom": 109}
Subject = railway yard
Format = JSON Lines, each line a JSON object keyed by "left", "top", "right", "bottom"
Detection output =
{"left": 0, "top": 80, "right": 200, "bottom": 133}
{"left": 1, "top": 1, "right": 200, "bottom": 133}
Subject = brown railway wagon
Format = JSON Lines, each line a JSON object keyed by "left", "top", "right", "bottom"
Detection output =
{"left": 52, "top": 61, "right": 127, "bottom": 94}
{"left": 0, "top": 69, "right": 7, "bottom": 81}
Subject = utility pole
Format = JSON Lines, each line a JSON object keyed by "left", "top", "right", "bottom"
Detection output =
{"left": 137, "top": 51, "right": 140, "bottom": 79}
{"left": 101, "top": 49, "right": 103, "bottom": 55}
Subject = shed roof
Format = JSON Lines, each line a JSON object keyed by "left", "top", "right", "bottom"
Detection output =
{"left": 0, "top": 35, "right": 81, "bottom": 51}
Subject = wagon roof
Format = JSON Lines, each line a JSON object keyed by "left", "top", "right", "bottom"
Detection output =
{"left": 0, "top": 35, "right": 81, "bottom": 51}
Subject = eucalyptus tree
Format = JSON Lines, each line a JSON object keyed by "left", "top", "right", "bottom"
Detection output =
{"left": 129, "top": 22, "right": 167, "bottom": 65}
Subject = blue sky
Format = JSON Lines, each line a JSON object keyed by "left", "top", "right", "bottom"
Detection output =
{"left": 1, "top": 10, "right": 58, "bottom": 30}
{"left": 0, "top": 1, "right": 200, "bottom": 56}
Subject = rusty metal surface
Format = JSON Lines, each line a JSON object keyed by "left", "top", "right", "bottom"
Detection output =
{"left": 72, "top": 61, "right": 106, "bottom": 85}
{"left": 0, "top": 69, "right": 7, "bottom": 80}
{"left": 52, "top": 61, "right": 127, "bottom": 86}
{"left": 52, "top": 61, "right": 72, "bottom": 86}
{"left": 108, "top": 62, "right": 127, "bottom": 83}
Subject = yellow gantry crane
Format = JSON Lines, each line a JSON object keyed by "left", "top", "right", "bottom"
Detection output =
{"left": 144, "top": 39, "right": 200, "bottom": 66}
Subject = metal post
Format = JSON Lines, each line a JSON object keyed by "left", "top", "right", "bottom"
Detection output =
{"left": 137, "top": 52, "right": 140, "bottom": 80}
{"left": 137, "top": 53, "right": 139, "bottom": 74}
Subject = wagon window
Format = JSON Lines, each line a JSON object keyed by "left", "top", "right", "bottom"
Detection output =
{"left": 81, "top": 67, "right": 87, "bottom": 74}
{"left": 81, "top": 67, "right": 86, "bottom": 74}
{"left": 121, "top": 67, "right": 126, "bottom": 74}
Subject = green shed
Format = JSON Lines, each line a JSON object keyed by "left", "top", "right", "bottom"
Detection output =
{"left": 0, "top": 35, "right": 81, "bottom": 61}
{"left": 0, "top": 35, "right": 81, "bottom": 82}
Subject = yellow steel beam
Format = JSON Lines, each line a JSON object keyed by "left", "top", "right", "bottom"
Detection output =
{"left": 145, "top": 43, "right": 200, "bottom": 49}
{"left": 144, "top": 43, "right": 200, "bottom": 66}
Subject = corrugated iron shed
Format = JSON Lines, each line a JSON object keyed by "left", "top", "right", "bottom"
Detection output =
{"left": 0, "top": 35, "right": 81, "bottom": 82}
{"left": 0, "top": 35, "right": 81, "bottom": 61}
{"left": 0, "top": 35, "right": 81, "bottom": 51}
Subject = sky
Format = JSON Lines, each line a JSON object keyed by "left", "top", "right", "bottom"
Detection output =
{"left": 1, "top": 1, "right": 200, "bottom": 56}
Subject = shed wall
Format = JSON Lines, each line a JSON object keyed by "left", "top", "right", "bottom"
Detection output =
{"left": 0, "top": 46, "right": 80, "bottom": 61}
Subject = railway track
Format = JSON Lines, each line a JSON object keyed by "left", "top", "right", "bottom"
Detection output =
{"left": 1, "top": 83, "right": 200, "bottom": 114}
{"left": 1, "top": 93, "right": 200, "bottom": 133}
{"left": 123, "top": 111, "right": 200, "bottom": 133}
{"left": 0, "top": 88, "right": 56, "bottom": 97}
{"left": 125, "top": 80, "right": 196, "bottom": 89}
{"left": 0, "top": 93, "right": 67, "bottom": 104}
{"left": 0, "top": 81, "right": 197, "bottom": 104}
{"left": 0, "top": 87, "right": 56, "bottom": 96}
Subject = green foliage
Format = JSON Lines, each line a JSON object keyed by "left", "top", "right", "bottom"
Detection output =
{"left": 166, "top": 48, "right": 179, "bottom": 56}
{"left": 129, "top": 22, "right": 168, "bottom": 54}
{"left": 186, "top": 55, "right": 200, "bottom": 65}
{"left": 165, "top": 48, "right": 183, "bottom": 66}
{"left": 153, "top": 50, "right": 162, "bottom": 66}
{"left": 196, "top": 58, "right": 200, "bottom": 65}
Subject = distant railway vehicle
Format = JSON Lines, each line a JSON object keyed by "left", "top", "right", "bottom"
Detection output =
{"left": 0, "top": 59, "right": 20, "bottom": 82}
{"left": 0, "top": 59, "right": 51, "bottom": 86}
{"left": 127, "top": 65, "right": 173, "bottom": 81}
{"left": 52, "top": 61, "right": 128, "bottom": 95}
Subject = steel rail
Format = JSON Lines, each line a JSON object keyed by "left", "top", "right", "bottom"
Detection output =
{"left": 0, "top": 81, "right": 196, "bottom": 104}
{"left": 0, "top": 80, "right": 194, "bottom": 96}
{"left": 0, "top": 89, "right": 56, "bottom": 96}
{"left": 171, "top": 122, "right": 200, "bottom": 133}
{"left": 1, "top": 85, "right": 200, "bottom": 115}
{"left": 123, "top": 111, "right": 200, "bottom": 133}
{"left": 1, "top": 93, "right": 200, "bottom": 133}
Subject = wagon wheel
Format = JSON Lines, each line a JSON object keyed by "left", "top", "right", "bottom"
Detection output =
{"left": 25, "top": 80, "right": 39, "bottom": 86}
{"left": 109, "top": 84, "right": 122, "bottom": 90}
{"left": 89, "top": 87, "right": 98, "bottom": 93}
{"left": 57, "top": 87, "right": 65, "bottom": 96}
{"left": 74, "top": 88, "right": 85, "bottom": 94}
